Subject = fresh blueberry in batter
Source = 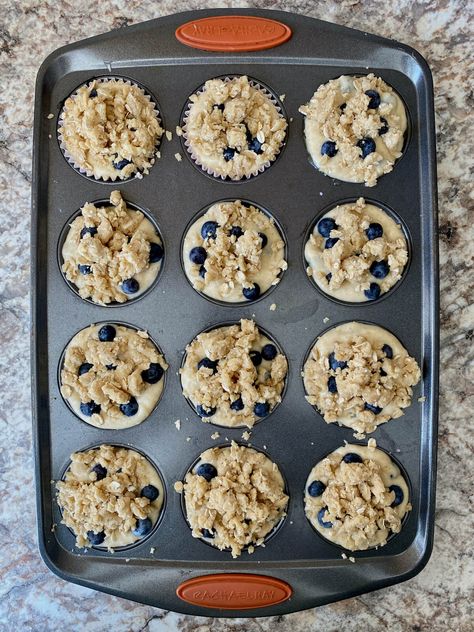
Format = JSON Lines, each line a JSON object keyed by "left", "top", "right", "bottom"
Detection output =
{"left": 196, "top": 404, "right": 216, "bottom": 418}
{"left": 247, "top": 131, "right": 263, "bottom": 154}
{"left": 326, "top": 272, "right": 332, "bottom": 282}
{"left": 320, "top": 141, "right": 338, "bottom": 157}
{"left": 196, "top": 463, "right": 217, "bottom": 481}
{"left": 249, "top": 350, "right": 262, "bottom": 366}
{"left": 389, "top": 484, "right": 404, "bottom": 507}
{"left": 307, "top": 480, "right": 326, "bottom": 497}
{"left": 365, "top": 223, "right": 383, "bottom": 240}
{"left": 197, "top": 357, "right": 218, "bottom": 374}
{"left": 317, "top": 507, "right": 333, "bottom": 528}
{"left": 342, "top": 453, "right": 363, "bottom": 464}
{"left": 325, "top": 237, "right": 339, "bottom": 249}
{"left": 370, "top": 260, "right": 390, "bottom": 279}
{"left": 254, "top": 402, "right": 270, "bottom": 417}
{"left": 149, "top": 242, "right": 164, "bottom": 263}
{"left": 141, "top": 485, "right": 159, "bottom": 501}
{"left": 113, "top": 157, "right": 132, "bottom": 170}
{"left": 382, "top": 344, "right": 393, "bottom": 358}
{"left": 201, "top": 528, "right": 215, "bottom": 538}
{"left": 201, "top": 221, "right": 219, "bottom": 240}
{"left": 317, "top": 217, "right": 337, "bottom": 238}
{"left": 261, "top": 344, "right": 277, "bottom": 361}
{"left": 258, "top": 232, "right": 268, "bottom": 248}
{"left": 133, "top": 517, "right": 153, "bottom": 537}
{"left": 91, "top": 463, "right": 107, "bottom": 480}
{"left": 77, "top": 264, "right": 92, "bottom": 275}
{"left": 89, "top": 88, "right": 98, "bottom": 98}
{"left": 243, "top": 283, "right": 260, "bottom": 300}
{"left": 122, "top": 278, "right": 139, "bottom": 294}
{"left": 78, "top": 362, "right": 93, "bottom": 376}
{"left": 223, "top": 147, "right": 236, "bottom": 161}
{"left": 379, "top": 117, "right": 389, "bottom": 135}
{"left": 364, "top": 282, "right": 381, "bottom": 300}
{"left": 229, "top": 226, "right": 244, "bottom": 239}
{"left": 327, "top": 375, "right": 338, "bottom": 393}
{"left": 141, "top": 362, "right": 164, "bottom": 384}
{"left": 364, "top": 402, "right": 383, "bottom": 414}
{"left": 80, "top": 226, "right": 98, "bottom": 239}
{"left": 199, "top": 265, "right": 206, "bottom": 278}
{"left": 80, "top": 400, "right": 101, "bottom": 416}
{"left": 87, "top": 530, "right": 105, "bottom": 545}
{"left": 357, "top": 137, "right": 376, "bottom": 158}
{"left": 98, "top": 324, "right": 116, "bottom": 342}
{"left": 340, "top": 102, "right": 347, "bottom": 111}
{"left": 328, "top": 352, "right": 348, "bottom": 371}
{"left": 365, "top": 89, "right": 381, "bottom": 109}
{"left": 189, "top": 246, "right": 207, "bottom": 265}
{"left": 230, "top": 397, "right": 244, "bottom": 411}
{"left": 120, "top": 397, "right": 139, "bottom": 417}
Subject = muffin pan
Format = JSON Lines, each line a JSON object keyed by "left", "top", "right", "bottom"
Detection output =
{"left": 32, "top": 9, "right": 438, "bottom": 617}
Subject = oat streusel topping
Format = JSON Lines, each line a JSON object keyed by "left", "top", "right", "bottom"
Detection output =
{"left": 299, "top": 74, "right": 407, "bottom": 186}
{"left": 305, "top": 197, "right": 408, "bottom": 302}
{"left": 305, "top": 443, "right": 411, "bottom": 551}
{"left": 60, "top": 324, "right": 167, "bottom": 429}
{"left": 59, "top": 79, "right": 163, "bottom": 180}
{"left": 183, "top": 200, "right": 287, "bottom": 302}
{"left": 62, "top": 191, "right": 163, "bottom": 305}
{"left": 57, "top": 445, "right": 163, "bottom": 549}
{"left": 183, "top": 76, "right": 287, "bottom": 180}
{"left": 180, "top": 319, "right": 288, "bottom": 428}
{"left": 177, "top": 441, "right": 288, "bottom": 558}
{"left": 303, "top": 322, "right": 421, "bottom": 436}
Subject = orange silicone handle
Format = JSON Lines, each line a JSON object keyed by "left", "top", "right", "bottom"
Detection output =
{"left": 175, "top": 15, "right": 292, "bottom": 52}
{"left": 176, "top": 573, "right": 292, "bottom": 610}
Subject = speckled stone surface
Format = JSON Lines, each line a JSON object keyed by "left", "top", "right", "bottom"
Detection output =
{"left": 0, "top": 1, "right": 473, "bottom": 630}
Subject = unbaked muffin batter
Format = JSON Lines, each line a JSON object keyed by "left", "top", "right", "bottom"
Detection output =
{"left": 303, "top": 322, "right": 421, "bottom": 436}
{"left": 175, "top": 441, "right": 288, "bottom": 558}
{"left": 60, "top": 324, "right": 167, "bottom": 429}
{"left": 304, "top": 442, "right": 410, "bottom": 550}
{"left": 299, "top": 74, "right": 407, "bottom": 186}
{"left": 59, "top": 79, "right": 163, "bottom": 180}
{"left": 305, "top": 197, "right": 408, "bottom": 302}
{"left": 183, "top": 75, "right": 287, "bottom": 180}
{"left": 57, "top": 444, "right": 164, "bottom": 549}
{"left": 180, "top": 319, "right": 287, "bottom": 427}
{"left": 62, "top": 191, "right": 164, "bottom": 305}
{"left": 183, "top": 200, "right": 287, "bottom": 302}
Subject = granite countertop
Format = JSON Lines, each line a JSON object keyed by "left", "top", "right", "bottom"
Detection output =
{"left": 0, "top": 1, "right": 472, "bottom": 630}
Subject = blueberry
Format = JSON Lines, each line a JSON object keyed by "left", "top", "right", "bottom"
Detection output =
{"left": 132, "top": 517, "right": 153, "bottom": 537}
{"left": 120, "top": 397, "right": 139, "bottom": 417}
{"left": 258, "top": 232, "right": 268, "bottom": 248}
{"left": 89, "top": 88, "right": 98, "bottom": 98}
{"left": 364, "top": 402, "right": 383, "bottom": 414}
{"left": 230, "top": 397, "right": 244, "bottom": 411}
{"left": 325, "top": 237, "right": 339, "bottom": 249}
{"left": 307, "top": 480, "right": 326, "bottom": 497}
{"left": 201, "top": 221, "right": 219, "bottom": 240}
{"left": 242, "top": 283, "right": 260, "bottom": 301}
{"left": 317, "top": 507, "right": 333, "bottom": 528}
{"left": 98, "top": 324, "right": 116, "bottom": 342}
{"left": 80, "top": 401, "right": 101, "bottom": 416}
{"left": 122, "top": 278, "right": 139, "bottom": 294}
{"left": 197, "top": 357, "right": 218, "bottom": 374}
{"left": 91, "top": 463, "right": 107, "bottom": 480}
{"left": 389, "top": 484, "right": 404, "bottom": 507}
{"left": 382, "top": 344, "right": 393, "bottom": 359}
{"left": 87, "top": 530, "right": 105, "bottom": 545}
{"left": 370, "top": 260, "right": 390, "bottom": 279}
{"left": 342, "top": 452, "right": 363, "bottom": 464}
{"left": 254, "top": 402, "right": 270, "bottom": 417}
{"left": 77, "top": 264, "right": 92, "bottom": 275}
{"left": 189, "top": 246, "right": 207, "bottom": 265}
{"left": 199, "top": 265, "right": 206, "bottom": 278}
{"left": 106, "top": 364, "right": 116, "bottom": 370}
{"left": 141, "top": 362, "right": 164, "bottom": 384}
{"left": 114, "top": 157, "right": 132, "bottom": 170}
{"left": 201, "top": 528, "right": 215, "bottom": 538}
{"left": 357, "top": 137, "right": 376, "bottom": 158}
{"left": 196, "top": 463, "right": 217, "bottom": 481}
{"left": 340, "top": 102, "right": 347, "bottom": 111}
{"left": 317, "top": 217, "right": 337, "bottom": 238}
{"left": 80, "top": 226, "right": 98, "bottom": 239}
{"left": 365, "top": 89, "right": 381, "bottom": 109}
{"left": 379, "top": 117, "right": 389, "bottom": 135}
{"left": 365, "top": 223, "right": 383, "bottom": 240}
{"left": 248, "top": 137, "right": 263, "bottom": 154}
{"left": 229, "top": 226, "right": 244, "bottom": 239}
{"left": 78, "top": 362, "right": 93, "bottom": 376}
{"left": 320, "top": 141, "right": 338, "bottom": 157}
{"left": 364, "top": 282, "right": 381, "bottom": 300}
{"left": 223, "top": 147, "right": 236, "bottom": 161}
{"left": 196, "top": 404, "right": 216, "bottom": 418}
{"left": 328, "top": 352, "right": 347, "bottom": 371}
{"left": 327, "top": 376, "right": 338, "bottom": 393}
{"left": 261, "top": 344, "right": 277, "bottom": 361}
{"left": 380, "top": 368, "right": 387, "bottom": 377}
{"left": 249, "top": 350, "right": 262, "bottom": 366}
{"left": 149, "top": 242, "right": 164, "bottom": 263}
{"left": 141, "top": 484, "right": 159, "bottom": 501}
{"left": 326, "top": 272, "right": 332, "bottom": 283}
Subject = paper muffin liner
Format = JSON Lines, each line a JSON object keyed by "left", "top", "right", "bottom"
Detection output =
{"left": 57, "top": 76, "right": 163, "bottom": 183}
{"left": 180, "top": 75, "right": 288, "bottom": 182}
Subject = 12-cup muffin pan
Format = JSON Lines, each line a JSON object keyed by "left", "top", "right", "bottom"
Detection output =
{"left": 32, "top": 9, "right": 438, "bottom": 616}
